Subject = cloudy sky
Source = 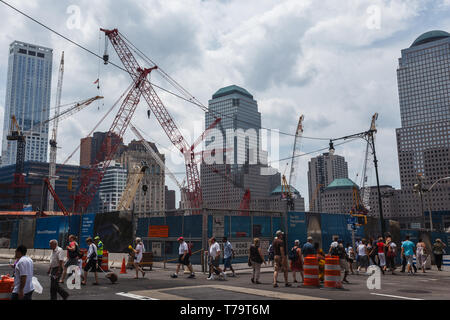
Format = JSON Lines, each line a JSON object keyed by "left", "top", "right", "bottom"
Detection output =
{"left": 1, "top": 0, "right": 450, "bottom": 208}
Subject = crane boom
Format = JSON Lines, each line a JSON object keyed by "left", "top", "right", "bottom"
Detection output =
{"left": 101, "top": 28, "right": 203, "bottom": 212}
{"left": 288, "top": 115, "right": 304, "bottom": 189}
{"left": 117, "top": 163, "right": 148, "bottom": 211}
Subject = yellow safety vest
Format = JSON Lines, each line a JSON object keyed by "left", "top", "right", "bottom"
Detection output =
{"left": 97, "top": 241, "right": 104, "bottom": 257}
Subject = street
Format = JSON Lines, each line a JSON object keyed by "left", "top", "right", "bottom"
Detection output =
{"left": 1, "top": 258, "right": 449, "bottom": 301}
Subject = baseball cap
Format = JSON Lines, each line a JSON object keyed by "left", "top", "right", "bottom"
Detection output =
{"left": 307, "top": 236, "right": 313, "bottom": 241}
{"left": 94, "top": 236, "right": 100, "bottom": 240}
{"left": 177, "top": 237, "right": 184, "bottom": 241}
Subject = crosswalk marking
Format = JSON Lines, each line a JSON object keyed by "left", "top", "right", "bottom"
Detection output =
{"left": 116, "top": 292, "right": 159, "bottom": 300}
{"left": 371, "top": 293, "right": 424, "bottom": 300}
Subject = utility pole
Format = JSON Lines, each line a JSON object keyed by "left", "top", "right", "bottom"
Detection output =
{"left": 329, "top": 113, "right": 386, "bottom": 237}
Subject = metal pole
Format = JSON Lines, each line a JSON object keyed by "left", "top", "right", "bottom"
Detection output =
{"left": 371, "top": 133, "right": 386, "bottom": 237}
{"left": 420, "top": 192, "right": 425, "bottom": 230}
{"left": 425, "top": 192, "right": 433, "bottom": 232}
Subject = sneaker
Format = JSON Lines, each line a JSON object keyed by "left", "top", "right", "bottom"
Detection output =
{"left": 285, "top": 283, "right": 292, "bottom": 287}
{"left": 207, "top": 275, "right": 216, "bottom": 280}
{"left": 188, "top": 274, "right": 195, "bottom": 279}
{"left": 273, "top": 283, "right": 278, "bottom": 288}
{"left": 251, "top": 278, "right": 255, "bottom": 283}
{"left": 221, "top": 272, "right": 227, "bottom": 280}
{"left": 255, "top": 280, "right": 262, "bottom": 284}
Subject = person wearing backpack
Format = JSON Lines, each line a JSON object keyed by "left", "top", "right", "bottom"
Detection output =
{"left": 268, "top": 242, "right": 275, "bottom": 266}
{"left": 329, "top": 236, "right": 339, "bottom": 256}
{"left": 59, "top": 235, "right": 81, "bottom": 284}
{"left": 289, "top": 240, "right": 304, "bottom": 284}
{"left": 386, "top": 237, "right": 397, "bottom": 274}
{"left": 337, "top": 240, "right": 350, "bottom": 284}
{"left": 82, "top": 237, "right": 99, "bottom": 285}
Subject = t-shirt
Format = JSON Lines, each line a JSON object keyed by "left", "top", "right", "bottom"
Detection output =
{"left": 87, "top": 243, "right": 97, "bottom": 261}
{"left": 357, "top": 244, "right": 367, "bottom": 256}
{"left": 135, "top": 243, "right": 144, "bottom": 261}
{"left": 377, "top": 242, "right": 385, "bottom": 254}
{"left": 273, "top": 238, "right": 284, "bottom": 256}
{"left": 179, "top": 242, "right": 188, "bottom": 255}
{"left": 389, "top": 242, "right": 397, "bottom": 254}
{"left": 50, "top": 246, "right": 65, "bottom": 268}
{"left": 224, "top": 241, "right": 233, "bottom": 259}
{"left": 67, "top": 241, "right": 77, "bottom": 258}
{"left": 330, "top": 241, "right": 338, "bottom": 249}
{"left": 13, "top": 256, "right": 34, "bottom": 294}
{"left": 402, "top": 240, "right": 415, "bottom": 256}
{"left": 209, "top": 242, "right": 220, "bottom": 258}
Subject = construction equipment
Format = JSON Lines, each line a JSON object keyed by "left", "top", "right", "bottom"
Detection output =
{"left": 350, "top": 186, "right": 368, "bottom": 226}
{"left": 281, "top": 163, "right": 295, "bottom": 211}
{"left": 7, "top": 115, "right": 27, "bottom": 210}
{"left": 130, "top": 124, "right": 188, "bottom": 209}
{"left": 117, "top": 162, "right": 149, "bottom": 211}
{"left": 99, "top": 28, "right": 206, "bottom": 213}
{"left": 210, "top": 166, "right": 251, "bottom": 216}
{"left": 309, "top": 184, "right": 323, "bottom": 212}
{"left": 288, "top": 115, "right": 305, "bottom": 190}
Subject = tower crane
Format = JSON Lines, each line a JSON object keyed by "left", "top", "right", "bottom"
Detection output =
{"left": 94, "top": 28, "right": 206, "bottom": 214}
{"left": 117, "top": 162, "right": 149, "bottom": 211}
{"left": 288, "top": 115, "right": 305, "bottom": 190}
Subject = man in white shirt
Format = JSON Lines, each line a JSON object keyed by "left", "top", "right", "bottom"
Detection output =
{"left": 208, "top": 237, "right": 226, "bottom": 280}
{"left": 82, "top": 237, "right": 99, "bottom": 285}
{"left": 171, "top": 237, "right": 195, "bottom": 279}
{"left": 48, "top": 240, "right": 69, "bottom": 300}
{"left": 12, "top": 245, "right": 34, "bottom": 300}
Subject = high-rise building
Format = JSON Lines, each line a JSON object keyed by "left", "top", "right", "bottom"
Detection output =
{"left": 201, "top": 85, "right": 283, "bottom": 211}
{"left": 97, "top": 160, "right": 127, "bottom": 213}
{"left": 307, "top": 153, "right": 349, "bottom": 212}
{"left": 395, "top": 30, "right": 450, "bottom": 228}
{"left": 79, "top": 132, "right": 124, "bottom": 167}
{"left": 2, "top": 41, "right": 53, "bottom": 166}
{"left": 165, "top": 186, "right": 176, "bottom": 211}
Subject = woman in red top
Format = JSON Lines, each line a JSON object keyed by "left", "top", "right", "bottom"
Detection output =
{"left": 290, "top": 240, "right": 304, "bottom": 283}
{"left": 376, "top": 237, "right": 386, "bottom": 272}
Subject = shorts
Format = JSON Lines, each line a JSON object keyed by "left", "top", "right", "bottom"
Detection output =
{"left": 84, "top": 259, "right": 97, "bottom": 272}
{"left": 274, "top": 255, "right": 287, "bottom": 272}
{"left": 359, "top": 255, "right": 369, "bottom": 268}
{"left": 178, "top": 254, "right": 190, "bottom": 266}
{"left": 65, "top": 257, "right": 78, "bottom": 268}
{"left": 406, "top": 255, "right": 414, "bottom": 266}
{"left": 134, "top": 256, "right": 142, "bottom": 264}
{"left": 210, "top": 257, "right": 220, "bottom": 268}
{"left": 223, "top": 257, "right": 232, "bottom": 268}
{"left": 340, "top": 259, "right": 349, "bottom": 272}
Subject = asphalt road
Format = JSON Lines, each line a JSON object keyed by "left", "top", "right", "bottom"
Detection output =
{"left": 1, "top": 258, "right": 449, "bottom": 301}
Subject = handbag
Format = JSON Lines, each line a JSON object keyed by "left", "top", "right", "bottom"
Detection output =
{"left": 248, "top": 257, "right": 252, "bottom": 267}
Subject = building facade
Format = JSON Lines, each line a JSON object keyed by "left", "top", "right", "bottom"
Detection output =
{"left": 97, "top": 160, "right": 127, "bottom": 213}
{"left": 308, "top": 153, "right": 349, "bottom": 212}
{"left": 395, "top": 30, "right": 450, "bottom": 228}
{"left": 2, "top": 41, "right": 53, "bottom": 166}
{"left": 80, "top": 132, "right": 124, "bottom": 167}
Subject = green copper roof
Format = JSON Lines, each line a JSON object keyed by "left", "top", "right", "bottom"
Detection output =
{"left": 325, "top": 178, "right": 358, "bottom": 190}
{"left": 411, "top": 30, "right": 450, "bottom": 47}
{"left": 212, "top": 85, "right": 253, "bottom": 100}
{"left": 271, "top": 185, "right": 300, "bottom": 196}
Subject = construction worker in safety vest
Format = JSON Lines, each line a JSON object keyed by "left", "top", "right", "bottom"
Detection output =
{"left": 94, "top": 236, "right": 103, "bottom": 272}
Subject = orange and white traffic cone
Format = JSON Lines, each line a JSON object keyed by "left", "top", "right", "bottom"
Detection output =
{"left": 120, "top": 257, "right": 127, "bottom": 274}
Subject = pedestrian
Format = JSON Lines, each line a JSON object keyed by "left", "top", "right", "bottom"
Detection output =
{"left": 302, "top": 236, "right": 316, "bottom": 257}
{"left": 386, "top": 237, "right": 397, "bottom": 274}
{"left": 222, "top": 237, "right": 236, "bottom": 277}
{"left": 272, "top": 230, "right": 291, "bottom": 288}
{"left": 357, "top": 239, "right": 369, "bottom": 274}
{"left": 94, "top": 236, "right": 104, "bottom": 272}
{"left": 171, "top": 237, "right": 195, "bottom": 279}
{"left": 82, "top": 237, "right": 99, "bottom": 285}
{"left": 11, "top": 245, "right": 34, "bottom": 300}
{"left": 367, "top": 237, "right": 376, "bottom": 266}
{"left": 268, "top": 241, "right": 275, "bottom": 266}
{"left": 376, "top": 236, "right": 387, "bottom": 272}
{"left": 249, "top": 238, "right": 266, "bottom": 284}
{"left": 337, "top": 240, "right": 350, "bottom": 284}
{"left": 289, "top": 240, "right": 304, "bottom": 284}
{"left": 416, "top": 238, "right": 428, "bottom": 273}
{"left": 329, "top": 236, "right": 339, "bottom": 255}
{"left": 317, "top": 248, "right": 326, "bottom": 282}
{"left": 48, "top": 240, "right": 69, "bottom": 300}
{"left": 345, "top": 243, "right": 355, "bottom": 275}
{"left": 401, "top": 235, "right": 416, "bottom": 276}
{"left": 432, "top": 238, "right": 446, "bottom": 271}
{"left": 59, "top": 235, "right": 81, "bottom": 284}
{"left": 130, "top": 237, "right": 146, "bottom": 279}
{"left": 207, "top": 237, "right": 226, "bottom": 280}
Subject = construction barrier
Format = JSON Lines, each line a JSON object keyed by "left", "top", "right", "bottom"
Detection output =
{"left": 0, "top": 275, "right": 14, "bottom": 300}
{"left": 80, "top": 249, "right": 87, "bottom": 269}
{"left": 324, "top": 255, "right": 343, "bottom": 289}
{"left": 101, "top": 250, "right": 109, "bottom": 272}
{"left": 303, "top": 255, "right": 320, "bottom": 287}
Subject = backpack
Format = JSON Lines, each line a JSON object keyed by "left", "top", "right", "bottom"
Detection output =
{"left": 268, "top": 244, "right": 274, "bottom": 260}
{"left": 288, "top": 246, "right": 299, "bottom": 261}
{"left": 188, "top": 243, "right": 193, "bottom": 257}
{"left": 330, "top": 245, "right": 339, "bottom": 256}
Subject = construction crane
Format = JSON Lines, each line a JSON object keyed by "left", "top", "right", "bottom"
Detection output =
{"left": 281, "top": 162, "right": 295, "bottom": 211}
{"left": 350, "top": 186, "right": 368, "bottom": 226}
{"left": 210, "top": 166, "right": 251, "bottom": 216}
{"left": 130, "top": 123, "right": 188, "bottom": 210}
{"left": 7, "top": 115, "right": 27, "bottom": 210}
{"left": 97, "top": 28, "right": 207, "bottom": 214}
{"left": 117, "top": 162, "right": 149, "bottom": 211}
{"left": 288, "top": 115, "right": 305, "bottom": 190}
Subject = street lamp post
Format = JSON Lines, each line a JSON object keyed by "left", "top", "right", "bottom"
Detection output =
{"left": 329, "top": 113, "right": 386, "bottom": 237}
{"left": 425, "top": 177, "right": 450, "bottom": 232}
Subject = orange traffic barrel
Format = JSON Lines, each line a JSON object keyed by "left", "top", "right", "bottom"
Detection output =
{"left": 0, "top": 275, "right": 14, "bottom": 300}
{"left": 324, "top": 255, "right": 343, "bottom": 289}
{"left": 302, "top": 255, "right": 320, "bottom": 287}
{"left": 101, "top": 250, "right": 109, "bottom": 272}
{"left": 80, "top": 249, "right": 88, "bottom": 268}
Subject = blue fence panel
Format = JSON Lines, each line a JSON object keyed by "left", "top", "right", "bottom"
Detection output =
{"left": 183, "top": 215, "right": 203, "bottom": 238}
{"left": 166, "top": 216, "right": 183, "bottom": 238}
{"left": 9, "top": 220, "right": 19, "bottom": 249}
{"left": 223, "top": 216, "right": 230, "bottom": 238}
{"left": 136, "top": 218, "right": 149, "bottom": 238}
{"left": 149, "top": 217, "right": 165, "bottom": 226}
{"left": 34, "top": 217, "right": 63, "bottom": 249}
{"left": 208, "top": 216, "right": 213, "bottom": 238}
{"left": 253, "top": 216, "right": 271, "bottom": 238}
{"left": 321, "top": 213, "right": 352, "bottom": 250}
{"left": 287, "top": 212, "right": 307, "bottom": 248}
{"left": 230, "top": 216, "right": 251, "bottom": 238}
{"left": 272, "top": 217, "right": 283, "bottom": 237}
{"left": 79, "top": 214, "right": 96, "bottom": 249}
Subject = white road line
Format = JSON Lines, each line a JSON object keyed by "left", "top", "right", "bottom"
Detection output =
{"left": 370, "top": 293, "right": 424, "bottom": 300}
{"left": 116, "top": 292, "right": 159, "bottom": 300}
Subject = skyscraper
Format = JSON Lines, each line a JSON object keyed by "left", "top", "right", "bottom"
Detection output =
{"left": 396, "top": 30, "right": 450, "bottom": 228}
{"left": 307, "top": 152, "right": 349, "bottom": 212}
{"left": 2, "top": 41, "right": 53, "bottom": 166}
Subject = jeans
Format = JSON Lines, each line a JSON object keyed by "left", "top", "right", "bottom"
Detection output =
{"left": 251, "top": 261, "right": 261, "bottom": 281}
{"left": 11, "top": 291, "right": 34, "bottom": 300}
{"left": 50, "top": 267, "right": 69, "bottom": 300}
